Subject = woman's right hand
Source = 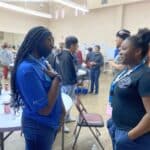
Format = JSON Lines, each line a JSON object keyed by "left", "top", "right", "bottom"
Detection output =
{"left": 44, "top": 69, "right": 58, "bottom": 78}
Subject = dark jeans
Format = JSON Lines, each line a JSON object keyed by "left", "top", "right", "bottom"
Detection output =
{"left": 107, "top": 119, "right": 150, "bottom": 150}
{"left": 90, "top": 69, "right": 100, "bottom": 93}
{"left": 22, "top": 116, "right": 58, "bottom": 150}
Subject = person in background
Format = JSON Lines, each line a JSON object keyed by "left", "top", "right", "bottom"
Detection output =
{"left": 76, "top": 49, "right": 83, "bottom": 66}
{"left": 107, "top": 31, "right": 150, "bottom": 150}
{"left": 47, "top": 46, "right": 58, "bottom": 68}
{"left": 47, "top": 42, "right": 65, "bottom": 68}
{"left": 86, "top": 47, "right": 93, "bottom": 68}
{"left": 11, "top": 45, "right": 17, "bottom": 61}
{"left": 58, "top": 42, "right": 65, "bottom": 52}
{"left": 54, "top": 36, "right": 78, "bottom": 133}
{"left": 11, "top": 26, "right": 65, "bottom": 150}
{"left": 0, "top": 43, "right": 14, "bottom": 80}
{"left": 109, "top": 29, "right": 130, "bottom": 76}
{"left": 12, "top": 45, "right": 16, "bottom": 51}
{"left": 89, "top": 45, "right": 104, "bottom": 95}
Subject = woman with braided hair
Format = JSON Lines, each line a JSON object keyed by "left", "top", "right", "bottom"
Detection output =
{"left": 11, "top": 26, "right": 65, "bottom": 150}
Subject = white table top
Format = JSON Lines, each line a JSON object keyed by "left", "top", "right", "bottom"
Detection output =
{"left": 77, "top": 69, "right": 87, "bottom": 76}
{"left": 0, "top": 110, "right": 21, "bottom": 132}
{"left": 61, "top": 93, "right": 73, "bottom": 112}
{"left": 0, "top": 92, "right": 73, "bottom": 132}
{"left": 0, "top": 91, "right": 21, "bottom": 132}
{"left": 0, "top": 91, "right": 11, "bottom": 104}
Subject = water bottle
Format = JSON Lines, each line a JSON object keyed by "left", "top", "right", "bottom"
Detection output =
{"left": 91, "top": 144, "right": 98, "bottom": 150}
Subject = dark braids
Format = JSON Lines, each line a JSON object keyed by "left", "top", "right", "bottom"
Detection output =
{"left": 11, "top": 26, "right": 52, "bottom": 110}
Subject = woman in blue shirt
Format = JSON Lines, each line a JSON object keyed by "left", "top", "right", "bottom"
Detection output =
{"left": 11, "top": 26, "right": 65, "bottom": 150}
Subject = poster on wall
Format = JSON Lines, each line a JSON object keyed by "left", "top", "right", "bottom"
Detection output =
{"left": 79, "top": 42, "right": 114, "bottom": 62}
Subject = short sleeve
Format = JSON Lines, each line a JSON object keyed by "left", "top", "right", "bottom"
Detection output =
{"left": 17, "top": 68, "right": 48, "bottom": 112}
{"left": 138, "top": 70, "right": 150, "bottom": 97}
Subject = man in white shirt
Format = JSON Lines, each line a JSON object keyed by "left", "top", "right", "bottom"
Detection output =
{"left": 0, "top": 43, "right": 14, "bottom": 80}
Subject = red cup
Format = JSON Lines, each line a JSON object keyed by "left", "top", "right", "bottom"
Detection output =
{"left": 4, "top": 102, "right": 11, "bottom": 114}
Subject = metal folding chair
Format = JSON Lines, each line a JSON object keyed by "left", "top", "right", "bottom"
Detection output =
{"left": 72, "top": 96, "right": 104, "bottom": 150}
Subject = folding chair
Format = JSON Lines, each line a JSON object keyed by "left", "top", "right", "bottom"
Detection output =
{"left": 72, "top": 96, "right": 104, "bottom": 150}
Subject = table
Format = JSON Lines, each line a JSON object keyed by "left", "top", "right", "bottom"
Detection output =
{"left": 0, "top": 92, "right": 73, "bottom": 150}
{"left": 61, "top": 93, "right": 73, "bottom": 150}
{"left": 0, "top": 92, "right": 21, "bottom": 150}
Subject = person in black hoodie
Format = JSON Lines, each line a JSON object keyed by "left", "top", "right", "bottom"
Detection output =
{"left": 89, "top": 45, "right": 104, "bottom": 94}
{"left": 54, "top": 36, "right": 78, "bottom": 132}
{"left": 55, "top": 37, "right": 78, "bottom": 87}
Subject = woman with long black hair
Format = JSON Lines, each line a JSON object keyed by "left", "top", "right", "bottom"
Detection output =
{"left": 11, "top": 26, "right": 64, "bottom": 150}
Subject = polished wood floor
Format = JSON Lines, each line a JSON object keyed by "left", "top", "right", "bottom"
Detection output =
{"left": 3, "top": 73, "right": 113, "bottom": 150}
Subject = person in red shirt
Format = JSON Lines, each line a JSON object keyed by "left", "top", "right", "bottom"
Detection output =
{"left": 76, "top": 49, "right": 83, "bottom": 65}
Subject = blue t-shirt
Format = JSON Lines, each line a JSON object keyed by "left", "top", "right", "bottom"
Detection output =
{"left": 16, "top": 57, "right": 63, "bottom": 130}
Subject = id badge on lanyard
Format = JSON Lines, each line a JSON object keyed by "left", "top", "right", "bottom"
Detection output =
{"left": 108, "top": 63, "right": 144, "bottom": 103}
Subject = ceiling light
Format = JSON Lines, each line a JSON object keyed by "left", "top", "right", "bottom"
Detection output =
{"left": 53, "top": 0, "right": 89, "bottom": 12}
{"left": 0, "top": 2, "right": 52, "bottom": 19}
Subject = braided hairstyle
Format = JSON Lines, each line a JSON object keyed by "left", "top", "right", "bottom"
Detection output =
{"left": 11, "top": 26, "right": 52, "bottom": 110}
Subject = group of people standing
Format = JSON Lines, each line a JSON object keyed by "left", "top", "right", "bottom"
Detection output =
{"left": 10, "top": 26, "right": 104, "bottom": 149}
{"left": 9, "top": 25, "right": 150, "bottom": 150}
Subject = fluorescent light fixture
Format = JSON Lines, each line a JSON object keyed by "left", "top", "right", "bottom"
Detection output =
{"left": 1, "top": 0, "right": 49, "bottom": 2}
{"left": 55, "top": 10, "right": 59, "bottom": 19}
{"left": 53, "top": 0, "right": 89, "bottom": 12}
{"left": 75, "top": 9, "right": 78, "bottom": 16}
{"left": 61, "top": 8, "right": 65, "bottom": 18}
{"left": 0, "top": 2, "right": 52, "bottom": 19}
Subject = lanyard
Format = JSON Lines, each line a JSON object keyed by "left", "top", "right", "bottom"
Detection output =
{"left": 112, "top": 63, "right": 143, "bottom": 85}
{"left": 109, "top": 62, "right": 144, "bottom": 103}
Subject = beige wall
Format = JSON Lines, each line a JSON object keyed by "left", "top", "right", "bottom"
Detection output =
{"left": 87, "top": 0, "right": 144, "bottom": 9}
{"left": 123, "top": 2, "right": 150, "bottom": 33}
{"left": 49, "top": 1, "right": 150, "bottom": 49}
{"left": 0, "top": 0, "right": 150, "bottom": 58}
{"left": 0, "top": 32, "right": 24, "bottom": 46}
{"left": 50, "top": 6, "right": 122, "bottom": 47}
{"left": 0, "top": 8, "right": 49, "bottom": 34}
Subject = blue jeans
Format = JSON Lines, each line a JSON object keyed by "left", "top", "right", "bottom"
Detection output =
{"left": 61, "top": 85, "right": 76, "bottom": 101}
{"left": 22, "top": 116, "right": 58, "bottom": 150}
{"left": 90, "top": 69, "right": 100, "bottom": 93}
{"left": 107, "top": 119, "right": 150, "bottom": 150}
{"left": 61, "top": 85, "right": 76, "bottom": 121}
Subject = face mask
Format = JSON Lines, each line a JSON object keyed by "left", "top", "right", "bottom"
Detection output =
{"left": 38, "top": 42, "right": 52, "bottom": 58}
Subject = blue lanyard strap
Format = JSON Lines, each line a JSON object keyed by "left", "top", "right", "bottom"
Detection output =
{"left": 112, "top": 63, "right": 143, "bottom": 85}
{"left": 109, "top": 62, "right": 144, "bottom": 103}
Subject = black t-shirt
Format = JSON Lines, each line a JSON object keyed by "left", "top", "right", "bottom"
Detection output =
{"left": 112, "top": 65, "right": 150, "bottom": 131}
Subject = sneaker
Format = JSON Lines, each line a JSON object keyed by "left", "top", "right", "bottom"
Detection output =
{"left": 64, "top": 125, "right": 70, "bottom": 133}
{"left": 94, "top": 92, "right": 98, "bottom": 95}
{"left": 89, "top": 91, "right": 93, "bottom": 94}
{"left": 65, "top": 117, "right": 76, "bottom": 123}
